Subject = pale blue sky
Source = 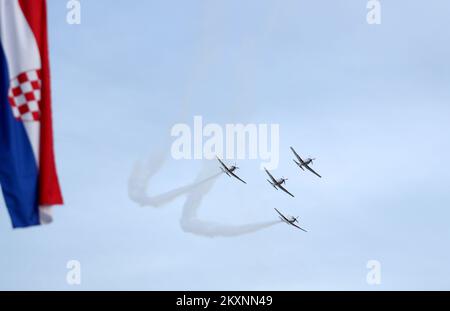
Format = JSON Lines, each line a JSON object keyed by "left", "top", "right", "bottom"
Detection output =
{"left": 1, "top": 0, "right": 450, "bottom": 290}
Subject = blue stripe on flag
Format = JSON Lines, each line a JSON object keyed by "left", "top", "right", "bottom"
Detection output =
{"left": 0, "top": 43, "right": 40, "bottom": 228}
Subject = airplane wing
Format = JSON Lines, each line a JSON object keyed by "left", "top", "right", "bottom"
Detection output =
{"left": 290, "top": 147, "right": 304, "bottom": 164}
{"left": 304, "top": 164, "right": 322, "bottom": 178}
{"left": 274, "top": 208, "right": 291, "bottom": 222}
{"left": 228, "top": 171, "right": 247, "bottom": 184}
{"left": 216, "top": 157, "right": 229, "bottom": 172}
{"left": 264, "top": 168, "right": 277, "bottom": 183}
{"left": 277, "top": 184, "right": 295, "bottom": 198}
{"left": 290, "top": 222, "right": 308, "bottom": 232}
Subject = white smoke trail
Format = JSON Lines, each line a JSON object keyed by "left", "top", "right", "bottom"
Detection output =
{"left": 127, "top": 2, "right": 282, "bottom": 237}
{"left": 128, "top": 153, "right": 279, "bottom": 237}
{"left": 128, "top": 151, "right": 221, "bottom": 208}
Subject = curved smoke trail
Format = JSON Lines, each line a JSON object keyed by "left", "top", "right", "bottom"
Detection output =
{"left": 128, "top": 152, "right": 279, "bottom": 237}
{"left": 128, "top": 3, "right": 281, "bottom": 237}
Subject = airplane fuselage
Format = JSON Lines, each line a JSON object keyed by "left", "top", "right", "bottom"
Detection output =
{"left": 303, "top": 158, "right": 313, "bottom": 166}
{"left": 275, "top": 179, "right": 286, "bottom": 186}
{"left": 279, "top": 216, "right": 297, "bottom": 225}
{"left": 221, "top": 165, "right": 237, "bottom": 175}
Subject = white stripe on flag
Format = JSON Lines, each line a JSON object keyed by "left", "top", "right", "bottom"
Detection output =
{"left": 0, "top": 0, "right": 41, "bottom": 78}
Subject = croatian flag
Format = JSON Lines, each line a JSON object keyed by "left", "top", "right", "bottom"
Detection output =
{"left": 0, "top": 0, "right": 63, "bottom": 228}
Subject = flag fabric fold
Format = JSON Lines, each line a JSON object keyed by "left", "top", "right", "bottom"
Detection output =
{"left": 0, "top": 0, "right": 63, "bottom": 228}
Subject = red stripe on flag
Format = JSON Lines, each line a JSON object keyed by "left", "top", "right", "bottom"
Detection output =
{"left": 19, "top": 0, "right": 63, "bottom": 205}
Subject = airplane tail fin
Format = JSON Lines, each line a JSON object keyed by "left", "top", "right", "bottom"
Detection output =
{"left": 267, "top": 180, "right": 278, "bottom": 189}
{"left": 294, "top": 160, "right": 304, "bottom": 170}
{"left": 220, "top": 167, "right": 230, "bottom": 177}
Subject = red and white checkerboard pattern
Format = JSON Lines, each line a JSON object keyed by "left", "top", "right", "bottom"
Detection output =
{"left": 8, "top": 70, "right": 42, "bottom": 122}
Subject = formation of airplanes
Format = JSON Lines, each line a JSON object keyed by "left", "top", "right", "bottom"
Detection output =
{"left": 217, "top": 146, "right": 322, "bottom": 232}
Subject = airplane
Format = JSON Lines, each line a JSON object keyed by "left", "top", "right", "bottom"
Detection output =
{"left": 290, "top": 147, "right": 322, "bottom": 178}
{"left": 217, "top": 157, "right": 247, "bottom": 184}
{"left": 274, "top": 208, "right": 307, "bottom": 232}
{"left": 264, "top": 168, "right": 295, "bottom": 198}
